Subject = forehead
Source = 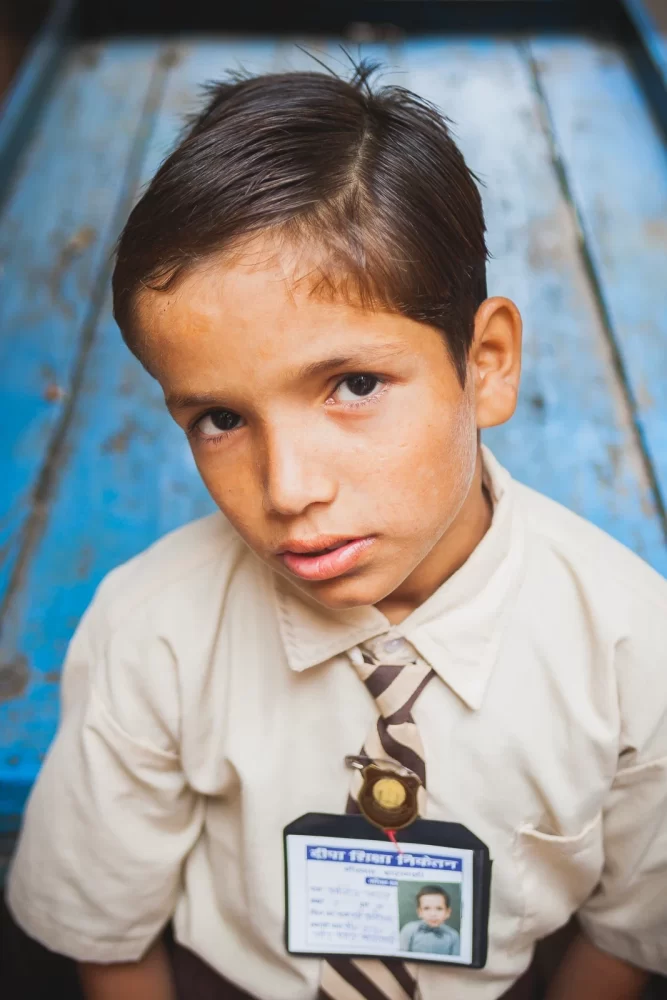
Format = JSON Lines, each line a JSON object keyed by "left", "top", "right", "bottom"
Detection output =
{"left": 136, "top": 249, "right": 381, "bottom": 349}
{"left": 133, "top": 241, "right": 447, "bottom": 387}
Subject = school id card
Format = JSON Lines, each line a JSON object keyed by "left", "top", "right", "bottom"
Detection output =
{"left": 284, "top": 813, "right": 491, "bottom": 967}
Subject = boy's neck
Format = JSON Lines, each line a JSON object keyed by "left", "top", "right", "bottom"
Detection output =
{"left": 375, "top": 450, "right": 493, "bottom": 625}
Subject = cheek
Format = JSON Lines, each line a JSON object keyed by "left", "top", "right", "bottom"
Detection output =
{"left": 373, "top": 393, "right": 477, "bottom": 517}
{"left": 191, "top": 449, "right": 262, "bottom": 535}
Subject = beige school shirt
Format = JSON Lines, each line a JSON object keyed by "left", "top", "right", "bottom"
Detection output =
{"left": 8, "top": 448, "right": 667, "bottom": 998}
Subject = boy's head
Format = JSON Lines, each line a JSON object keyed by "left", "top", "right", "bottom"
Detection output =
{"left": 415, "top": 885, "right": 452, "bottom": 928}
{"left": 113, "top": 64, "right": 521, "bottom": 615}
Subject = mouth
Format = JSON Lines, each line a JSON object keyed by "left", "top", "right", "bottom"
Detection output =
{"left": 277, "top": 536, "right": 376, "bottom": 581}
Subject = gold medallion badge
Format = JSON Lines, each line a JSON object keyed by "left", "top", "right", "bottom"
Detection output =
{"left": 357, "top": 763, "right": 420, "bottom": 830}
{"left": 372, "top": 777, "right": 407, "bottom": 810}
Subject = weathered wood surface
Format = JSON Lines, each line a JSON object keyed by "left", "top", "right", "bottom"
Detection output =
{"left": 0, "top": 43, "right": 161, "bottom": 601}
{"left": 0, "top": 40, "right": 168, "bottom": 824}
{"left": 1, "top": 31, "right": 666, "bottom": 827}
{"left": 531, "top": 36, "right": 667, "bottom": 518}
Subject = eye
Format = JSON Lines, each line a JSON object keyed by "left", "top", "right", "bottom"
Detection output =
{"left": 333, "top": 374, "right": 384, "bottom": 403}
{"left": 194, "top": 409, "right": 244, "bottom": 439}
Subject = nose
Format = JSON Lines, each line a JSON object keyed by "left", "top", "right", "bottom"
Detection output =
{"left": 262, "top": 423, "right": 338, "bottom": 516}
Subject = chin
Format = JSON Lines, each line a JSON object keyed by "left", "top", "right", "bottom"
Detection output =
{"left": 299, "top": 572, "right": 400, "bottom": 611}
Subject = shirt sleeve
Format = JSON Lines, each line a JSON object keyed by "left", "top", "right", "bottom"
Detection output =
{"left": 578, "top": 585, "right": 667, "bottom": 975}
{"left": 6, "top": 580, "right": 204, "bottom": 963}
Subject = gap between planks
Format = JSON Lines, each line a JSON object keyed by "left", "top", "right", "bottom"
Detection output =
{"left": 519, "top": 38, "right": 667, "bottom": 544}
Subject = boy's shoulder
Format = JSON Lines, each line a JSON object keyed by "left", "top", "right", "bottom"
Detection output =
{"left": 90, "top": 512, "right": 251, "bottom": 634}
{"left": 513, "top": 476, "right": 667, "bottom": 612}
{"left": 510, "top": 476, "right": 667, "bottom": 768}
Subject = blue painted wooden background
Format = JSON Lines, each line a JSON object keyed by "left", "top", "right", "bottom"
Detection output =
{"left": 1, "top": 29, "right": 666, "bottom": 836}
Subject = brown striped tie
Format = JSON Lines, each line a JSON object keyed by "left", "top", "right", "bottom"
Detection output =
{"left": 318, "top": 634, "right": 436, "bottom": 1000}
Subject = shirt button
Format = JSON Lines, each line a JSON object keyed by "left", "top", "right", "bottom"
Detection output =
{"left": 383, "top": 637, "right": 405, "bottom": 653}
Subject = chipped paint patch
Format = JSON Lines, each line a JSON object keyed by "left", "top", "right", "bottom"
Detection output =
{"left": 0, "top": 655, "right": 29, "bottom": 703}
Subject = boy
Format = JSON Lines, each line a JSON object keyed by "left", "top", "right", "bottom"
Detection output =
{"left": 400, "top": 886, "right": 461, "bottom": 956}
{"left": 7, "top": 64, "right": 667, "bottom": 1000}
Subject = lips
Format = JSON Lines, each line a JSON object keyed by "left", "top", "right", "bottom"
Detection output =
{"left": 277, "top": 536, "right": 356, "bottom": 555}
{"left": 278, "top": 536, "right": 376, "bottom": 581}
{"left": 310, "top": 540, "right": 348, "bottom": 554}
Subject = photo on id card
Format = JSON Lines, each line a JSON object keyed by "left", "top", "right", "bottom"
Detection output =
{"left": 285, "top": 814, "right": 489, "bottom": 966}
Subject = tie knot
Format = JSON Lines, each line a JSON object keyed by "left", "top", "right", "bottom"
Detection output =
{"left": 359, "top": 632, "right": 416, "bottom": 667}
{"left": 349, "top": 633, "right": 434, "bottom": 722}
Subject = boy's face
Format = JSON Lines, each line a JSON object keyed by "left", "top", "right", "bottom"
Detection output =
{"left": 135, "top": 239, "right": 519, "bottom": 617}
{"left": 417, "top": 893, "right": 451, "bottom": 927}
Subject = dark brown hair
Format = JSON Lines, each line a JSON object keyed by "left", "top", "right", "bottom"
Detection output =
{"left": 112, "top": 62, "right": 488, "bottom": 383}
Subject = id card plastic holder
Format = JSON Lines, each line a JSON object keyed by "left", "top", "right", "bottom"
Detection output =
{"left": 284, "top": 813, "right": 491, "bottom": 968}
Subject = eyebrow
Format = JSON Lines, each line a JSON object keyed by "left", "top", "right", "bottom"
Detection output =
{"left": 166, "top": 343, "right": 410, "bottom": 410}
{"left": 295, "top": 343, "right": 410, "bottom": 381}
{"left": 166, "top": 391, "right": 231, "bottom": 410}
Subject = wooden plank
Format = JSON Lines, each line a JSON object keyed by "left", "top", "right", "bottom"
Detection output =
{"left": 0, "top": 38, "right": 280, "bottom": 825}
{"left": 0, "top": 41, "right": 162, "bottom": 610}
{"left": 529, "top": 35, "right": 667, "bottom": 532}
{"left": 0, "top": 0, "right": 76, "bottom": 199}
{"left": 399, "top": 36, "right": 667, "bottom": 572}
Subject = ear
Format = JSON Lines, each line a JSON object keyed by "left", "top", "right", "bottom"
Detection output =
{"left": 469, "top": 297, "right": 522, "bottom": 429}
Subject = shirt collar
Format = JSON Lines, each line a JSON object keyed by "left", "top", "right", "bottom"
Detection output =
{"left": 271, "top": 446, "right": 525, "bottom": 711}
